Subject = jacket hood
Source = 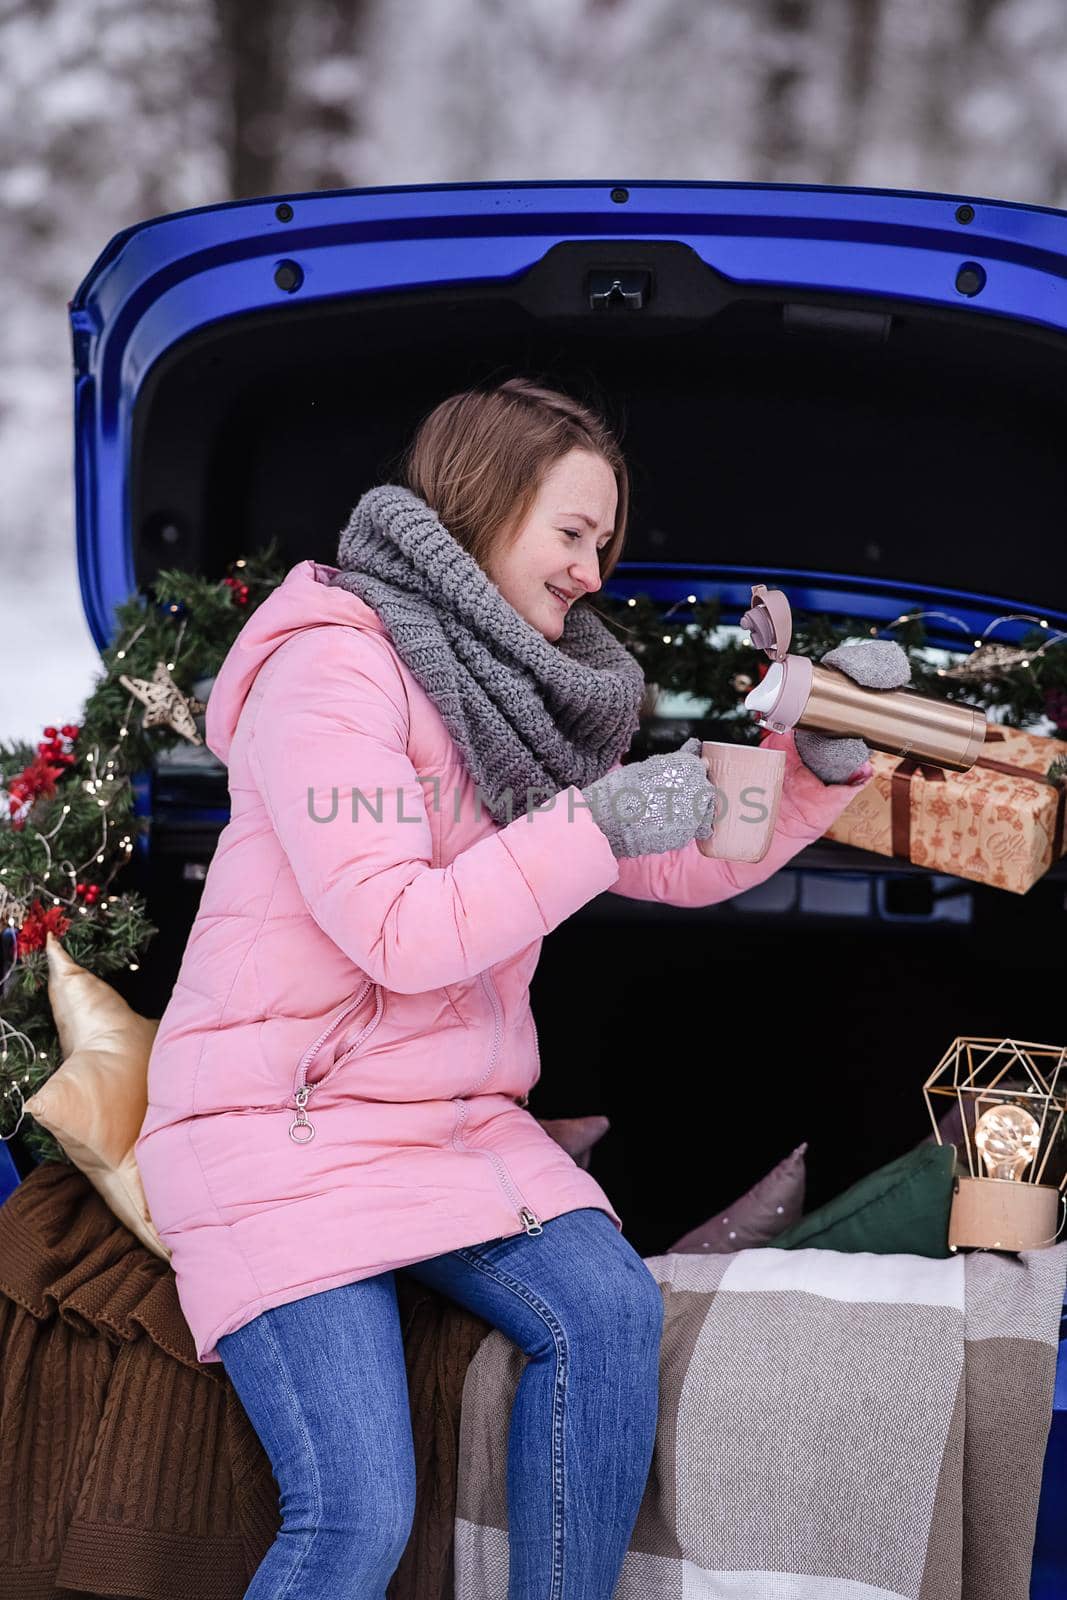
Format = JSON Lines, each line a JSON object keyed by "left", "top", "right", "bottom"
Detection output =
{"left": 204, "top": 560, "right": 386, "bottom": 764}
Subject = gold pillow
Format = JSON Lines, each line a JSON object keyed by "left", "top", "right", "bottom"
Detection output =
{"left": 23, "top": 932, "right": 170, "bottom": 1261}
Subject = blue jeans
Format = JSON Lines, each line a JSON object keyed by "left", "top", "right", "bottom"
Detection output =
{"left": 216, "top": 1206, "right": 664, "bottom": 1599}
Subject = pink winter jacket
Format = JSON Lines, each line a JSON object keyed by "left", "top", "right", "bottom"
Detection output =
{"left": 135, "top": 559, "right": 871, "bottom": 1364}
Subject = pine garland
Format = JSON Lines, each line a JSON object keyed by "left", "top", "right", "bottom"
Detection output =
{"left": 0, "top": 544, "right": 285, "bottom": 1164}
{"left": 2, "top": 553, "right": 1064, "bottom": 1168}
{"left": 591, "top": 593, "right": 1067, "bottom": 748}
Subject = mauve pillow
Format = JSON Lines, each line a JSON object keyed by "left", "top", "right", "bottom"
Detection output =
{"left": 536, "top": 1115, "right": 610, "bottom": 1171}
{"left": 667, "top": 1142, "right": 808, "bottom": 1254}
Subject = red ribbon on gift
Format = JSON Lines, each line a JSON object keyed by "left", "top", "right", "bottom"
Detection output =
{"left": 889, "top": 727, "right": 1067, "bottom": 865}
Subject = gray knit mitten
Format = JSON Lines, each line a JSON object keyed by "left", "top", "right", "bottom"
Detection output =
{"left": 794, "top": 640, "right": 911, "bottom": 783}
{"left": 580, "top": 737, "right": 717, "bottom": 859}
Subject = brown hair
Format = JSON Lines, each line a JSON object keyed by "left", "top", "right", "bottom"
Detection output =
{"left": 396, "top": 376, "right": 629, "bottom": 586}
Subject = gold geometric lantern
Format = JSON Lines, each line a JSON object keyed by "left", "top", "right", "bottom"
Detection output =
{"left": 923, "top": 1036, "right": 1067, "bottom": 1252}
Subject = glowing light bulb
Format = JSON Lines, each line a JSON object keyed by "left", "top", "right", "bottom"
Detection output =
{"left": 974, "top": 1103, "right": 1040, "bottom": 1182}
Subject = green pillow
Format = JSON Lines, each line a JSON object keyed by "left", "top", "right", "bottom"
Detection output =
{"left": 771, "top": 1142, "right": 957, "bottom": 1258}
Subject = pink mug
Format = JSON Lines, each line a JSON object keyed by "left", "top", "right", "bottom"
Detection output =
{"left": 696, "top": 740, "right": 785, "bottom": 862}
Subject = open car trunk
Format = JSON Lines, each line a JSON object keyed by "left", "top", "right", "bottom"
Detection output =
{"left": 66, "top": 181, "right": 1067, "bottom": 1246}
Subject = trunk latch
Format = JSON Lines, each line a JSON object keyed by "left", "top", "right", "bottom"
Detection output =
{"left": 587, "top": 270, "right": 651, "bottom": 311}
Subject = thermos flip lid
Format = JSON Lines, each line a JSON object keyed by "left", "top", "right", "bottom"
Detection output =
{"left": 740, "top": 583, "right": 812, "bottom": 731}
{"left": 740, "top": 583, "right": 793, "bottom": 662}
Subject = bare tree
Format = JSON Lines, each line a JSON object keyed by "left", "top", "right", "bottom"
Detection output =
{"left": 211, "top": 0, "right": 374, "bottom": 200}
{"left": 757, "top": 0, "right": 815, "bottom": 181}
{"left": 830, "top": 0, "right": 882, "bottom": 185}
{"left": 212, "top": 0, "right": 294, "bottom": 199}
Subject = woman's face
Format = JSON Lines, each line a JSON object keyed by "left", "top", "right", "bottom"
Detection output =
{"left": 484, "top": 448, "right": 617, "bottom": 641}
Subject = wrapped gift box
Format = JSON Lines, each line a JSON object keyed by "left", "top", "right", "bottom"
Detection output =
{"left": 823, "top": 725, "right": 1067, "bottom": 894}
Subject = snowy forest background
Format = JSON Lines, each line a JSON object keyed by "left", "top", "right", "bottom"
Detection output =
{"left": 4, "top": 0, "right": 1067, "bottom": 742}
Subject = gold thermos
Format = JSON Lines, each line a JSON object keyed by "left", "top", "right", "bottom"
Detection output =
{"left": 740, "top": 584, "right": 987, "bottom": 772}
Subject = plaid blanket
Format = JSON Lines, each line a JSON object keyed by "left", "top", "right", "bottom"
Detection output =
{"left": 455, "top": 1243, "right": 1067, "bottom": 1600}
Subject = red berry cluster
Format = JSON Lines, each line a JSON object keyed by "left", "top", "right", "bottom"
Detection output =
{"left": 41, "top": 725, "right": 80, "bottom": 768}
{"left": 73, "top": 881, "right": 102, "bottom": 907}
{"left": 5, "top": 725, "right": 80, "bottom": 827}
{"left": 222, "top": 576, "right": 249, "bottom": 605}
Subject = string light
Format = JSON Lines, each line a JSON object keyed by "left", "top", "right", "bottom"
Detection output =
{"left": 111, "top": 620, "right": 149, "bottom": 664}
{"left": 662, "top": 593, "right": 702, "bottom": 622}
{"left": 878, "top": 607, "right": 1067, "bottom": 679}
{"left": 879, "top": 608, "right": 1064, "bottom": 648}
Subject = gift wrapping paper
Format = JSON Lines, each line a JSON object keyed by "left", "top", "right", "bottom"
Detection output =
{"left": 823, "top": 725, "right": 1067, "bottom": 894}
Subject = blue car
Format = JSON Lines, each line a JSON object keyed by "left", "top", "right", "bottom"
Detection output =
{"left": 66, "top": 179, "right": 1067, "bottom": 1592}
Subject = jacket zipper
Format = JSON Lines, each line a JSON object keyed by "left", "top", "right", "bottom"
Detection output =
{"left": 522, "top": 1010, "right": 542, "bottom": 1107}
{"left": 287, "top": 972, "right": 543, "bottom": 1239}
{"left": 450, "top": 970, "right": 542, "bottom": 1236}
{"left": 288, "top": 979, "right": 382, "bottom": 1144}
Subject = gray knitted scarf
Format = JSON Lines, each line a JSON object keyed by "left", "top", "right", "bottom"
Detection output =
{"left": 327, "top": 485, "right": 647, "bottom": 820}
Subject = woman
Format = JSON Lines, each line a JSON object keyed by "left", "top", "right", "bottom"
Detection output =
{"left": 135, "top": 377, "right": 872, "bottom": 1599}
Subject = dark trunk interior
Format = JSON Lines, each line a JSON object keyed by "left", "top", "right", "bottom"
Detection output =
{"left": 132, "top": 272, "right": 1067, "bottom": 616}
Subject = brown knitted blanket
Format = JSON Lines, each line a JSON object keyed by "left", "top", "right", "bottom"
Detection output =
{"left": 0, "top": 1161, "right": 491, "bottom": 1600}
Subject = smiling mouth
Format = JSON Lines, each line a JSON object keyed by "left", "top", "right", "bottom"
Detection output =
{"left": 546, "top": 585, "right": 571, "bottom": 609}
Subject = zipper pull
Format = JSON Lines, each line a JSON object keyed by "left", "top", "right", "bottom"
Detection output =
{"left": 519, "top": 1207, "right": 543, "bottom": 1236}
{"left": 289, "top": 1085, "right": 316, "bottom": 1144}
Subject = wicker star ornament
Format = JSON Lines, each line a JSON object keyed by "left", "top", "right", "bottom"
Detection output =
{"left": 118, "top": 661, "right": 207, "bottom": 744}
